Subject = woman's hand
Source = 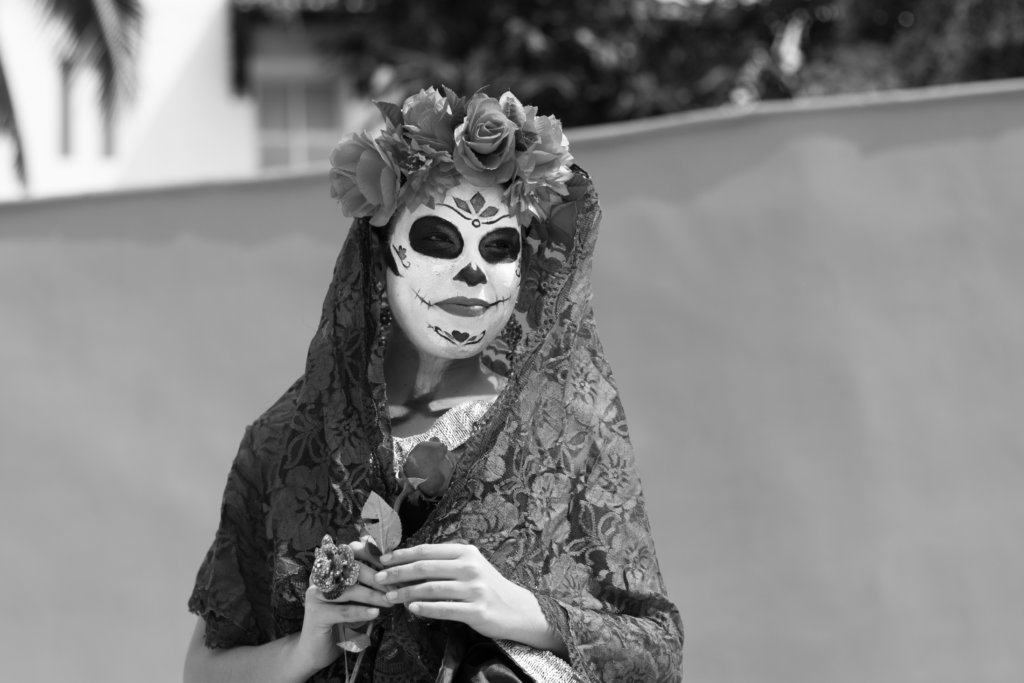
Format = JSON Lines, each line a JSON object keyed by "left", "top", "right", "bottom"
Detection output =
{"left": 291, "top": 541, "right": 391, "bottom": 674}
{"left": 375, "top": 543, "right": 566, "bottom": 655}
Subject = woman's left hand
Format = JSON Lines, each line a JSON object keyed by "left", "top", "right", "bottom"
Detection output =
{"left": 375, "top": 543, "right": 565, "bottom": 654}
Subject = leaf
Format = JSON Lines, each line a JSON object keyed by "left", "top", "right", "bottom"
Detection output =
{"left": 443, "top": 86, "right": 468, "bottom": 122}
{"left": 360, "top": 491, "right": 402, "bottom": 553}
{"left": 374, "top": 100, "right": 404, "bottom": 130}
{"left": 454, "top": 197, "right": 471, "bottom": 213}
{"left": 338, "top": 627, "right": 372, "bottom": 653}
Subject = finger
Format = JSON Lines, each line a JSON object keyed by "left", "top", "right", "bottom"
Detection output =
{"left": 307, "top": 583, "right": 390, "bottom": 609}
{"left": 407, "top": 600, "right": 478, "bottom": 623}
{"left": 375, "top": 559, "right": 470, "bottom": 586}
{"left": 381, "top": 543, "right": 471, "bottom": 567}
{"left": 357, "top": 560, "right": 388, "bottom": 591}
{"left": 323, "top": 584, "right": 392, "bottom": 609}
{"left": 350, "top": 539, "right": 384, "bottom": 570}
{"left": 384, "top": 580, "right": 471, "bottom": 605}
{"left": 323, "top": 603, "right": 381, "bottom": 625}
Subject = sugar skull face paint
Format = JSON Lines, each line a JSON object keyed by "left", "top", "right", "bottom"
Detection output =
{"left": 386, "top": 182, "right": 522, "bottom": 360}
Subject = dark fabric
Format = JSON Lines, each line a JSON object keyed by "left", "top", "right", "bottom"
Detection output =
{"left": 188, "top": 168, "right": 684, "bottom": 682}
{"left": 453, "top": 632, "right": 528, "bottom": 683}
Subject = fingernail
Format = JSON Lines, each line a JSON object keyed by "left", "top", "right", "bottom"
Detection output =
{"left": 385, "top": 591, "right": 398, "bottom": 601}
{"left": 380, "top": 553, "right": 392, "bottom": 563}
{"left": 367, "top": 608, "right": 379, "bottom": 616}
{"left": 409, "top": 602, "right": 421, "bottom": 614}
{"left": 375, "top": 571, "right": 388, "bottom": 582}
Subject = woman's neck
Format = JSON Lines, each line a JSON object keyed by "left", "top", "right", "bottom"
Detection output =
{"left": 411, "top": 352, "right": 452, "bottom": 398}
{"left": 384, "top": 325, "right": 486, "bottom": 404}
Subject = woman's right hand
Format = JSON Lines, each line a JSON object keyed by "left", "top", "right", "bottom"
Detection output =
{"left": 291, "top": 540, "right": 391, "bottom": 674}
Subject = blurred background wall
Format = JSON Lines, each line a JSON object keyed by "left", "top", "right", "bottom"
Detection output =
{"left": 2, "top": 80, "right": 1023, "bottom": 682}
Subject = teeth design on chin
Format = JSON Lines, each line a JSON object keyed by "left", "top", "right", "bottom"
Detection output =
{"left": 427, "top": 324, "right": 486, "bottom": 346}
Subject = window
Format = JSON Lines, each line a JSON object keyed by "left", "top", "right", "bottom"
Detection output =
{"left": 256, "top": 81, "right": 339, "bottom": 169}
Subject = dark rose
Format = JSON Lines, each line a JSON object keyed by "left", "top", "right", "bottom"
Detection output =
{"left": 403, "top": 437, "right": 456, "bottom": 499}
{"left": 329, "top": 132, "right": 400, "bottom": 226}
{"left": 453, "top": 93, "right": 518, "bottom": 186}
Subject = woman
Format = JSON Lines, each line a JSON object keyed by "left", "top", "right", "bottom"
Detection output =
{"left": 185, "top": 87, "right": 683, "bottom": 682}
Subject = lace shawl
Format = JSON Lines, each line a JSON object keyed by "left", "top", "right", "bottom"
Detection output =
{"left": 188, "top": 168, "right": 684, "bottom": 682}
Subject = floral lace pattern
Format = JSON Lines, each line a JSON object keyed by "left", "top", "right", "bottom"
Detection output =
{"left": 188, "top": 167, "right": 683, "bottom": 682}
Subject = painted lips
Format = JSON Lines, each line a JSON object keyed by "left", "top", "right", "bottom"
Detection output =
{"left": 435, "top": 296, "right": 494, "bottom": 317}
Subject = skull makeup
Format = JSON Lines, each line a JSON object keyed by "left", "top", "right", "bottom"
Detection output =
{"left": 386, "top": 182, "right": 522, "bottom": 360}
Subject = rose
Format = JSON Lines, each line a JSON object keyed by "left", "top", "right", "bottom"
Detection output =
{"left": 401, "top": 86, "right": 458, "bottom": 154}
{"left": 403, "top": 437, "right": 456, "bottom": 500}
{"left": 379, "top": 133, "right": 457, "bottom": 210}
{"left": 494, "top": 92, "right": 573, "bottom": 223}
{"left": 505, "top": 110, "right": 572, "bottom": 223}
{"left": 329, "top": 132, "right": 401, "bottom": 226}
{"left": 514, "top": 108, "right": 571, "bottom": 180}
{"left": 499, "top": 90, "right": 570, "bottom": 176}
{"left": 382, "top": 88, "right": 462, "bottom": 209}
{"left": 453, "top": 93, "right": 519, "bottom": 186}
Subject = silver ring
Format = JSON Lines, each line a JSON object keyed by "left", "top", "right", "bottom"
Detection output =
{"left": 310, "top": 534, "right": 360, "bottom": 599}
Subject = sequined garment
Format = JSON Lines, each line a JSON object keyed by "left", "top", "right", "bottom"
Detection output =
{"left": 188, "top": 168, "right": 684, "bottom": 681}
{"left": 391, "top": 398, "right": 494, "bottom": 477}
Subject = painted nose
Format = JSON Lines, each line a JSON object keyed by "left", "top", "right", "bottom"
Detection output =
{"left": 454, "top": 262, "right": 487, "bottom": 287}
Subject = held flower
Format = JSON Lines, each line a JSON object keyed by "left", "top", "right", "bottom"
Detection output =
{"left": 329, "top": 132, "right": 401, "bottom": 226}
{"left": 453, "top": 93, "right": 519, "bottom": 186}
{"left": 403, "top": 437, "right": 456, "bottom": 501}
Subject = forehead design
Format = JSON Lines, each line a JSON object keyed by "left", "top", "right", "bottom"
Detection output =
{"left": 440, "top": 191, "right": 513, "bottom": 229}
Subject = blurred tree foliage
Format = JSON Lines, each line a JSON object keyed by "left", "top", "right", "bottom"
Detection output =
{"left": 316, "top": 0, "right": 1024, "bottom": 126}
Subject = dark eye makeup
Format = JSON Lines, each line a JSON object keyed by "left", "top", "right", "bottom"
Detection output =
{"left": 479, "top": 227, "right": 521, "bottom": 263}
{"left": 409, "top": 216, "right": 464, "bottom": 258}
{"left": 408, "top": 217, "right": 520, "bottom": 264}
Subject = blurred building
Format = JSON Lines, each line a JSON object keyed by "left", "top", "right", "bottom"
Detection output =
{"left": 0, "top": 0, "right": 373, "bottom": 201}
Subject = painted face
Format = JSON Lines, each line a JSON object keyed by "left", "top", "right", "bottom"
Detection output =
{"left": 386, "top": 182, "right": 522, "bottom": 360}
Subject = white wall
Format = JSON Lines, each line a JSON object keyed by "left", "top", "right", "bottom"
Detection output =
{"left": 117, "top": 0, "right": 256, "bottom": 188}
{"left": 0, "top": 0, "right": 117, "bottom": 196}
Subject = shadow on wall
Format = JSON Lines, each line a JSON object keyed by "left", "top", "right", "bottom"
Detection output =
{"left": 2, "top": 79, "right": 1024, "bottom": 683}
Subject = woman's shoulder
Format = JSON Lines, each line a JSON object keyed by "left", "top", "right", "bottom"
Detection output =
{"left": 231, "top": 378, "right": 307, "bottom": 479}
{"left": 251, "top": 377, "right": 304, "bottom": 433}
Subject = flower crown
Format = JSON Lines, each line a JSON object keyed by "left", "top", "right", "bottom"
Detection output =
{"left": 329, "top": 87, "right": 574, "bottom": 227}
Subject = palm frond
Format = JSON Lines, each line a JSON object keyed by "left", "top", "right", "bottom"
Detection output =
{"left": 0, "top": 48, "right": 26, "bottom": 185}
{"left": 36, "top": 0, "right": 143, "bottom": 116}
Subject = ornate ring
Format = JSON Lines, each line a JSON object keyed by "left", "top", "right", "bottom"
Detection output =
{"left": 310, "top": 534, "right": 360, "bottom": 599}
